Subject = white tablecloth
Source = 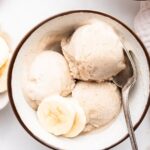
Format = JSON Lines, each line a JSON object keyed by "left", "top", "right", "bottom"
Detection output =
{"left": 0, "top": 0, "right": 149, "bottom": 150}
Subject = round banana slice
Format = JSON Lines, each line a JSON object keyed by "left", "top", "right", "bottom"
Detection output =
{"left": 37, "top": 95, "right": 76, "bottom": 136}
{"left": 64, "top": 100, "right": 86, "bottom": 138}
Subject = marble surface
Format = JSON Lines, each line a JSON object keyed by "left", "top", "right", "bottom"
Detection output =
{"left": 0, "top": 0, "right": 150, "bottom": 150}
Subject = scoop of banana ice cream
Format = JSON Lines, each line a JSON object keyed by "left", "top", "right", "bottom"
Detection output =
{"left": 61, "top": 21, "right": 126, "bottom": 82}
{"left": 23, "top": 50, "right": 75, "bottom": 107}
{"left": 72, "top": 81, "right": 121, "bottom": 132}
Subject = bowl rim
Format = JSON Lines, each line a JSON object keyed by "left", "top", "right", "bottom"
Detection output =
{"left": 7, "top": 10, "right": 150, "bottom": 150}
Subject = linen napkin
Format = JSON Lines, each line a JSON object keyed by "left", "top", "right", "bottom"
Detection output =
{"left": 134, "top": 1, "right": 150, "bottom": 53}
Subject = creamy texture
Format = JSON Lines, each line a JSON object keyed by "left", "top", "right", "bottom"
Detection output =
{"left": 61, "top": 21, "right": 126, "bottom": 82}
{"left": 23, "top": 50, "right": 75, "bottom": 104}
{"left": 72, "top": 81, "right": 121, "bottom": 132}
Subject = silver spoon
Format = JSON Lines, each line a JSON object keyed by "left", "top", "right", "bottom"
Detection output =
{"left": 113, "top": 44, "right": 138, "bottom": 150}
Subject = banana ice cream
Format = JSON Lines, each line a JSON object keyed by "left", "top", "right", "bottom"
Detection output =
{"left": 0, "top": 36, "right": 10, "bottom": 93}
{"left": 23, "top": 19, "right": 126, "bottom": 138}
{"left": 72, "top": 81, "right": 121, "bottom": 132}
{"left": 24, "top": 51, "right": 75, "bottom": 104}
{"left": 61, "top": 21, "right": 126, "bottom": 82}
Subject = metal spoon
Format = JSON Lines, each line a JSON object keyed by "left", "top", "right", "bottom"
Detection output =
{"left": 113, "top": 44, "right": 138, "bottom": 150}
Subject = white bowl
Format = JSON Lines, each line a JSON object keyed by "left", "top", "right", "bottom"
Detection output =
{"left": 7, "top": 10, "right": 150, "bottom": 150}
{"left": 0, "top": 93, "right": 9, "bottom": 110}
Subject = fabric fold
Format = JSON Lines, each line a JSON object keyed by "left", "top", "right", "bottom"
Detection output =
{"left": 134, "top": 1, "right": 150, "bottom": 53}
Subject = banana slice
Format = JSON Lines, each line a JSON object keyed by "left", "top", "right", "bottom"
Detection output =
{"left": 64, "top": 100, "right": 86, "bottom": 138}
{"left": 0, "top": 62, "right": 9, "bottom": 93}
{"left": 0, "top": 36, "right": 9, "bottom": 68}
{"left": 0, "top": 36, "right": 10, "bottom": 93}
{"left": 37, "top": 95, "right": 76, "bottom": 136}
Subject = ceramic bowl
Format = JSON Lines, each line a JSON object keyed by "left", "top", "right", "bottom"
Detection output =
{"left": 0, "top": 93, "right": 9, "bottom": 110}
{"left": 7, "top": 10, "right": 150, "bottom": 150}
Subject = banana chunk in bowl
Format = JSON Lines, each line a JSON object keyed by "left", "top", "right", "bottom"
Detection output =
{"left": 37, "top": 95, "right": 86, "bottom": 137}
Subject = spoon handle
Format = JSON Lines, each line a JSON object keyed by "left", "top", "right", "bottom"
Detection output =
{"left": 122, "top": 88, "right": 138, "bottom": 150}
